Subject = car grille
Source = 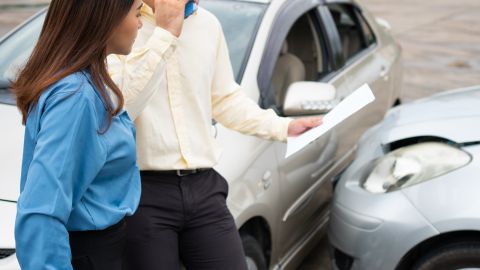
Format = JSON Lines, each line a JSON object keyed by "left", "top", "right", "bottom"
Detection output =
{"left": 0, "top": 249, "right": 15, "bottom": 259}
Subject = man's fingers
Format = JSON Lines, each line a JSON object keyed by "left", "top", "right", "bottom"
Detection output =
{"left": 153, "top": 0, "right": 187, "bottom": 36}
{"left": 305, "top": 117, "right": 322, "bottom": 127}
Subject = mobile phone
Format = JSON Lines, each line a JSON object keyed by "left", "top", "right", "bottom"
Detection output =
{"left": 185, "top": 1, "right": 198, "bottom": 18}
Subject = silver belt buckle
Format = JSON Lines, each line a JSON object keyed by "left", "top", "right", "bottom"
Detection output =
{"left": 176, "top": 169, "right": 197, "bottom": 177}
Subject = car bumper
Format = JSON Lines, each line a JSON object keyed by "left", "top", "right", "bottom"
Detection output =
{"left": 0, "top": 253, "right": 19, "bottom": 270}
{"left": 0, "top": 200, "right": 19, "bottom": 270}
{"left": 328, "top": 181, "right": 438, "bottom": 270}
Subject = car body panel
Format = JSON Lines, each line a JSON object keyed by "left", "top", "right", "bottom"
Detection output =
{"left": 401, "top": 144, "right": 480, "bottom": 233}
{"left": 0, "top": 200, "right": 19, "bottom": 269}
{"left": 246, "top": 1, "right": 401, "bottom": 268}
{"left": 329, "top": 86, "right": 480, "bottom": 270}
{"left": 0, "top": 200, "right": 16, "bottom": 248}
{"left": 329, "top": 197, "right": 438, "bottom": 270}
{"left": 381, "top": 86, "right": 480, "bottom": 144}
{"left": 0, "top": 104, "right": 23, "bottom": 202}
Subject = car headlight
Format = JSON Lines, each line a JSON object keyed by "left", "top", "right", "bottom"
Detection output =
{"left": 362, "top": 142, "right": 472, "bottom": 193}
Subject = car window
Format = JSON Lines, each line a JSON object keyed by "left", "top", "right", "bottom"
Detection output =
{"left": 327, "top": 3, "right": 376, "bottom": 62}
{"left": 355, "top": 9, "right": 376, "bottom": 47}
{"left": 271, "top": 10, "right": 330, "bottom": 108}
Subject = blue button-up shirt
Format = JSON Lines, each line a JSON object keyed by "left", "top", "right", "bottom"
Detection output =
{"left": 15, "top": 71, "right": 141, "bottom": 270}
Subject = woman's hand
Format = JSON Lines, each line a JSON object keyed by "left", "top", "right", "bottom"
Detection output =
{"left": 287, "top": 117, "right": 323, "bottom": 137}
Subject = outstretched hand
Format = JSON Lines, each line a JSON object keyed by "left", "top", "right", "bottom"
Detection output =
{"left": 287, "top": 117, "right": 323, "bottom": 137}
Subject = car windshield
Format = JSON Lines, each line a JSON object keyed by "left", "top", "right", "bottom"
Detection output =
{"left": 0, "top": 0, "right": 266, "bottom": 104}
{"left": 202, "top": 0, "right": 266, "bottom": 81}
{"left": 0, "top": 11, "right": 45, "bottom": 104}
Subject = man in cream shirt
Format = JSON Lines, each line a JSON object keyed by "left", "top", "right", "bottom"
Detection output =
{"left": 108, "top": 0, "right": 322, "bottom": 268}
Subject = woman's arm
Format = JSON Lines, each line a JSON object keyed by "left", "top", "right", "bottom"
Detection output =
{"left": 15, "top": 84, "right": 106, "bottom": 269}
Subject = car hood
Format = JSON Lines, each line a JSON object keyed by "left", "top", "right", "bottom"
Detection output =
{"left": 381, "top": 86, "right": 480, "bottom": 144}
{"left": 0, "top": 103, "right": 24, "bottom": 202}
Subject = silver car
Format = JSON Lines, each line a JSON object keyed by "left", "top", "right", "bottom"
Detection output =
{"left": 329, "top": 86, "right": 480, "bottom": 270}
{"left": 0, "top": 0, "right": 402, "bottom": 269}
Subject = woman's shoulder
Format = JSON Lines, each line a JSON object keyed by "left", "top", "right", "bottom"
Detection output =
{"left": 26, "top": 71, "right": 103, "bottom": 132}
{"left": 36, "top": 71, "right": 103, "bottom": 112}
{"left": 44, "top": 71, "right": 96, "bottom": 100}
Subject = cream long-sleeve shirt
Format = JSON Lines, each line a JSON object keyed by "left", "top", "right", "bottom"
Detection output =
{"left": 108, "top": 5, "right": 292, "bottom": 170}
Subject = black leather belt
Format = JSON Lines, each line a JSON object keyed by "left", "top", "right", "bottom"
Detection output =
{"left": 142, "top": 168, "right": 212, "bottom": 177}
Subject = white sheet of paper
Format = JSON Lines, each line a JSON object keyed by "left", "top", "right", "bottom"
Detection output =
{"left": 285, "top": 84, "right": 375, "bottom": 158}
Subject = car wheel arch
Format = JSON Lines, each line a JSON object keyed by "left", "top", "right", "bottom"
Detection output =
{"left": 396, "top": 230, "right": 480, "bottom": 270}
{"left": 239, "top": 216, "right": 273, "bottom": 267}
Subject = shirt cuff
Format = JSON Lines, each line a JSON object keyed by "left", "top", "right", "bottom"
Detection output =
{"left": 146, "top": 27, "right": 178, "bottom": 60}
{"left": 276, "top": 116, "right": 293, "bottom": 142}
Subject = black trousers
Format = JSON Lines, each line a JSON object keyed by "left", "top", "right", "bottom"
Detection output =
{"left": 69, "top": 219, "right": 126, "bottom": 270}
{"left": 124, "top": 169, "right": 248, "bottom": 270}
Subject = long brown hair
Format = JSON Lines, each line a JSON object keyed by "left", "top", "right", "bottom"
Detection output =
{"left": 12, "top": 0, "right": 134, "bottom": 127}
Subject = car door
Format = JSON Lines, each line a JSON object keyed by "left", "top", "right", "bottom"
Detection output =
{"left": 321, "top": 2, "right": 397, "bottom": 164}
{"left": 256, "top": 0, "right": 346, "bottom": 262}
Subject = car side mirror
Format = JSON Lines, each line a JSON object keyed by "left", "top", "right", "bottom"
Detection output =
{"left": 283, "top": 82, "right": 338, "bottom": 116}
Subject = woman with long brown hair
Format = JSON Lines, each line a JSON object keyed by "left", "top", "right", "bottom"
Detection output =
{"left": 11, "top": 0, "right": 146, "bottom": 269}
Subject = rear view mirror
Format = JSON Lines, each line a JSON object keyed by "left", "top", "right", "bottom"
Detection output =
{"left": 283, "top": 82, "right": 338, "bottom": 116}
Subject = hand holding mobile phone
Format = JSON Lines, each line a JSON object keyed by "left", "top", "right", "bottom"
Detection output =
{"left": 154, "top": 0, "right": 189, "bottom": 37}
